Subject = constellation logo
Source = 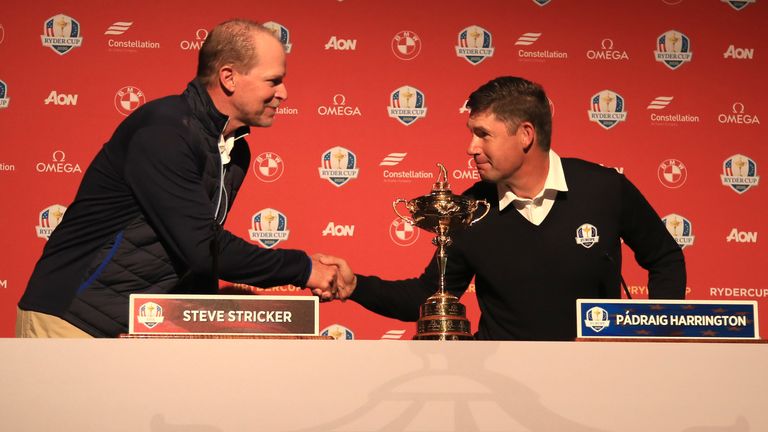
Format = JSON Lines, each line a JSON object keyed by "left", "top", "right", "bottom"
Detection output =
{"left": 654, "top": 30, "right": 693, "bottom": 70}
{"left": 104, "top": 21, "right": 132, "bottom": 35}
{"left": 252, "top": 151, "right": 284, "bottom": 183}
{"left": 723, "top": 44, "right": 754, "bottom": 59}
{"left": 380, "top": 153, "right": 407, "bottom": 167}
{"left": 588, "top": 90, "right": 628, "bottom": 130}
{"left": 380, "top": 153, "right": 433, "bottom": 183}
{"left": 388, "top": 86, "right": 427, "bottom": 126}
{"left": 36, "top": 150, "right": 82, "bottom": 174}
{"left": 389, "top": 217, "right": 419, "bottom": 246}
{"left": 325, "top": 36, "right": 356, "bottom": 50}
{"left": 727, "top": 228, "right": 758, "bottom": 243}
{"left": 114, "top": 86, "right": 145, "bottom": 116}
{"left": 317, "top": 94, "right": 361, "bottom": 116}
{"left": 658, "top": 159, "right": 687, "bottom": 189}
{"left": 0, "top": 80, "right": 9, "bottom": 109}
{"left": 455, "top": 25, "right": 494, "bottom": 65}
{"left": 249, "top": 208, "right": 290, "bottom": 248}
{"left": 722, "top": 0, "right": 756, "bottom": 10}
{"left": 575, "top": 223, "right": 600, "bottom": 248}
{"left": 392, "top": 30, "right": 421, "bottom": 60}
{"left": 586, "top": 38, "right": 629, "bottom": 61}
{"left": 452, "top": 157, "right": 480, "bottom": 181}
{"left": 319, "top": 146, "right": 359, "bottom": 187}
{"left": 44, "top": 90, "right": 78, "bottom": 106}
{"left": 721, "top": 154, "right": 759, "bottom": 194}
{"left": 180, "top": 29, "right": 207, "bottom": 51}
{"left": 263, "top": 21, "right": 292, "bottom": 53}
{"left": 515, "top": 33, "right": 541, "bottom": 46}
{"left": 718, "top": 102, "right": 760, "bottom": 125}
{"left": 662, "top": 213, "right": 695, "bottom": 249}
{"left": 647, "top": 96, "right": 700, "bottom": 125}
{"left": 41, "top": 14, "right": 83, "bottom": 55}
{"left": 36, "top": 204, "right": 67, "bottom": 240}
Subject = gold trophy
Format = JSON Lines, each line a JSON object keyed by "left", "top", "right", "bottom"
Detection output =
{"left": 393, "top": 163, "right": 490, "bottom": 340}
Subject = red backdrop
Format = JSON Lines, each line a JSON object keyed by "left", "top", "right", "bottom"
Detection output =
{"left": 0, "top": 0, "right": 765, "bottom": 339}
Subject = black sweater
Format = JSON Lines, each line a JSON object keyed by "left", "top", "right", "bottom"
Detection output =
{"left": 350, "top": 158, "right": 686, "bottom": 340}
{"left": 20, "top": 80, "right": 311, "bottom": 336}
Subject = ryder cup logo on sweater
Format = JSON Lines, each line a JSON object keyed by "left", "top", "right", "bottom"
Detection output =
{"left": 721, "top": 154, "right": 760, "bottom": 194}
{"left": 588, "top": 90, "right": 628, "bottom": 130}
{"left": 658, "top": 159, "right": 688, "bottom": 189}
{"left": 392, "top": 30, "right": 422, "bottom": 60}
{"left": 36, "top": 204, "right": 67, "bottom": 240}
{"left": 654, "top": 30, "right": 693, "bottom": 70}
{"left": 575, "top": 223, "right": 600, "bottom": 248}
{"left": 263, "top": 21, "right": 292, "bottom": 53}
{"left": 722, "top": 0, "right": 756, "bottom": 11}
{"left": 41, "top": 14, "right": 83, "bottom": 55}
{"left": 584, "top": 306, "right": 610, "bottom": 332}
{"left": 252, "top": 151, "right": 284, "bottom": 183}
{"left": 455, "top": 25, "right": 494, "bottom": 65}
{"left": 249, "top": 208, "right": 290, "bottom": 248}
{"left": 388, "top": 86, "right": 427, "bottom": 126}
{"left": 662, "top": 213, "right": 695, "bottom": 249}
{"left": 0, "top": 80, "right": 9, "bottom": 109}
{"left": 114, "top": 86, "right": 145, "bottom": 116}
{"left": 319, "top": 146, "right": 359, "bottom": 187}
{"left": 137, "top": 302, "right": 164, "bottom": 329}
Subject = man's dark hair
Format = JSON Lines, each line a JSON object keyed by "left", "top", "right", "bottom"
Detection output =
{"left": 196, "top": 19, "right": 274, "bottom": 86}
{"left": 466, "top": 76, "right": 553, "bottom": 151}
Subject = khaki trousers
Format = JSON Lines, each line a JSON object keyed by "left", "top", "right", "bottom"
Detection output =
{"left": 15, "top": 308, "right": 92, "bottom": 338}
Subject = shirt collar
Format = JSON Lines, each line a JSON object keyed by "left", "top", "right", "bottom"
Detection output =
{"left": 218, "top": 118, "right": 249, "bottom": 165}
{"left": 498, "top": 150, "right": 569, "bottom": 210}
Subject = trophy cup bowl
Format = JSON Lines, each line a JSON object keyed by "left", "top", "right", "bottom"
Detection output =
{"left": 393, "top": 163, "right": 490, "bottom": 340}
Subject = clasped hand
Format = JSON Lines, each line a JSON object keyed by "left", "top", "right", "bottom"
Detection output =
{"left": 306, "top": 254, "right": 357, "bottom": 302}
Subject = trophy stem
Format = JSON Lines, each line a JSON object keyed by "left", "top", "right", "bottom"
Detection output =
{"left": 436, "top": 237, "right": 448, "bottom": 294}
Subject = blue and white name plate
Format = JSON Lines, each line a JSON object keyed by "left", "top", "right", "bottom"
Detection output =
{"left": 577, "top": 299, "right": 759, "bottom": 340}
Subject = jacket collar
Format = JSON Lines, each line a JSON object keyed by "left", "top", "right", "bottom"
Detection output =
{"left": 183, "top": 79, "right": 250, "bottom": 139}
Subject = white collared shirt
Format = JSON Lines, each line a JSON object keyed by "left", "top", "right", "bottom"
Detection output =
{"left": 498, "top": 150, "right": 569, "bottom": 226}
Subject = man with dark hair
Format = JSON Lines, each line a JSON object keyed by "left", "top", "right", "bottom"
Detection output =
{"left": 324, "top": 76, "right": 686, "bottom": 341}
{"left": 17, "top": 19, "right": 339, "bottom": 338}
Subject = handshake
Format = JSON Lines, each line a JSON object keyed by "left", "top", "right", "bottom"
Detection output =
{"left": 306, "top": 254, "right": 357, "bottom": 302}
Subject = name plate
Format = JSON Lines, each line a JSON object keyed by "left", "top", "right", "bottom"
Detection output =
{"left": 577, "top": 299, "right": 759, "bottom": 340}
{"left": 129, "top": 294, "right": 318, "bottom": 336}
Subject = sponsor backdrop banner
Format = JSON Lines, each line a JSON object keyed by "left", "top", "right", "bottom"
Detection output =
{"left": 0, "top": 0, "right": 765, "bottom": 339}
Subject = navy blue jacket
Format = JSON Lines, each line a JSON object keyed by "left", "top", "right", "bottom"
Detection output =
{"left": 20, "top": 80, "right": 311, "bottom": 337}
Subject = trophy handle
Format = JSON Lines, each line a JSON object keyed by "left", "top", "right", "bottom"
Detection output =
{"left": 470, "top": 199, "right": 491, "bottom": 225}
{"left": 392, "top": 199, "right": 415, "bottom": 225}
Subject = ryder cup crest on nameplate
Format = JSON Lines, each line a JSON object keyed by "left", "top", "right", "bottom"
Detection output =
{"left": 393, "top": 163, "right": 490, "bottom": 340}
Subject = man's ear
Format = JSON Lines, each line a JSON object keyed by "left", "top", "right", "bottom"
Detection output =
{"left": 219, "top": 66, "right": 236, "bottom": 93}
{"left": 518, "top": 121, "right": 536, "bottom": 150}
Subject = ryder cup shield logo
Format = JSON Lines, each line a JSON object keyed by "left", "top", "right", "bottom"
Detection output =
{"left": 584, "top": 307, "right": 610, "bottom": 332}
{"left": 36, "top": 204, "right": 67, "bottom": 240}
{"left": 249, "top": 208, "right": 290, "bottom": 248}
{"left": 318, "top": 146, "right": 360, "bottom": 187}
{"left": 263, "top": 21, "right": 292, "bottom": 53}
{"left": 456, "top": 25, "right": 494, "bottom": 65}
{"left": 575, "top": 223, "right": 600, "bottom": 248}
{"left": 721, "top": 154, "right": 759, "bottom": 194}
{"left": 41, "top": 14, "right": 83, "bottom": 55}
{"left": 137, "top": 302, "right": 164, "bottom": 329}
{"left": 388, "top": 86, "right": 427, "bottom": 126}
{"left": 588, "top": 90, "right": 628, "bottom": 130}
{"left": 0, "top": 80, "right": 9, "bottom": 109}
{"left": 654, "top": 30, "right": 693, "bottom": 70}
{"left": 662, "top": 213, "right": 695, "bottom": 249}
{"left": 252, "top": 151, "right": 285, "bottom": 183}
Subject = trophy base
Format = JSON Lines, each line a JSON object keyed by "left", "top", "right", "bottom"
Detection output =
{"left": 413, "top": 291, "right": 473, "bottom": 340}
